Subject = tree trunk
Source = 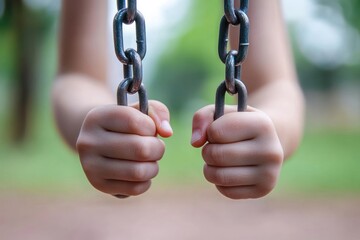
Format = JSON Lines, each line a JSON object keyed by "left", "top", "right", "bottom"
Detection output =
{"left": 12, "top": 0, "right": 36, "bottom": 143}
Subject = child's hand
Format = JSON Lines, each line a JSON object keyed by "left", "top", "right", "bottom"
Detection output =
{"left": 191, "top": 105, "right": 283, "bottom": 199}
{"left": 76, "top": 100, "right": 173, "bottom": 197}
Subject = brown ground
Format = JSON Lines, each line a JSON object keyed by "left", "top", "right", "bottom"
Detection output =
{"left": 1, "top": 187, "right": 359, "bottom": 240}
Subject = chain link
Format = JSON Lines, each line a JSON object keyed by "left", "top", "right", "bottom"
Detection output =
{"left": 113, "top": 0, "right": 148, "bottom": 114}
{"left": 215, "top": 0, "right": 250, "bottom": 120}
{"left": 117, "top": 0, "right": 137, "bottom": 23}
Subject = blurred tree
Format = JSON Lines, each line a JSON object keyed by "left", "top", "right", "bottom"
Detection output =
{"left": 316, "top": 0, "right": 360, "bottom": 77}
{"left": 0, "top": 0, "right": 55, "bottom": 144}
{"left": 290, "top": 29, "right": 340, "bottom": 91}
{"left": 316, "top": 0, "right": 360, "bottom": 31}
{"left": 289, "top": 0, "right": 360, "bottom": 91}
{"left": 13, "top": 0, "right": 35, "bottom": 143}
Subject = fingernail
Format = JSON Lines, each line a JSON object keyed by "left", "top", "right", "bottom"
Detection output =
{"left": 114, "top": 194, "right": 129, "bottom": 199}
{"left": 191, "top": 130, "right": 202, "bottom": 144}
{"left": 161, "top": 120, "right": 173, "bottom": 134}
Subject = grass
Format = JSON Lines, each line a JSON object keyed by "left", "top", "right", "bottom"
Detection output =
{"left": 0, "top": 105, "right": 87, "bottom": 194}
{"left": 277, "top": 129, "right": 360, "bottom": 194}
{"left": 0, "top": 104, "right": 359, "bottom": 195}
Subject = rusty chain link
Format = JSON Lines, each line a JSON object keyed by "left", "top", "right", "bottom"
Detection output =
{"left": 215, "top": 0, "right": 250, "bottom": 120}
{"left": 114, "top": 0, "right": 148, "bottom": 114}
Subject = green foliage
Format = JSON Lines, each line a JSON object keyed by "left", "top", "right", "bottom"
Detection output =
{"left": 316, "top": 0, "right": 360, "bottom": 31}
{"left": 149, "top": 0, "right": 223, "bottom": 115}
{"left": 0, "top": 0, "right": 58, "bottom": 80}
{"left": 292, "top": 0, "right": 360, "bottom": 90}
{"left": 0, "top": 27, "right": 16, "bottom": 81}
{"left": 151, "top": 53, "right": 210, "bottom": 114}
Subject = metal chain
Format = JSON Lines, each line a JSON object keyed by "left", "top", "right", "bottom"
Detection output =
{"left": 215, "top": 0, "right": 250, "bottom": 120}
{"left": 114, "top": 0, "right": 148, "bottom": 114}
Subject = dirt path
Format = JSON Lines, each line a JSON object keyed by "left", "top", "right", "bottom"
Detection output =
{"left": 1, "top": 187, "right": 359, "bottom": 240}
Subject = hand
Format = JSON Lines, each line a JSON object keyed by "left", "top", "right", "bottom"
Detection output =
{"left": 76, "top": 100, "right": 173, "bottom": 197}
{"left": 191, "top": 105, "right": 283, "bottom": 199}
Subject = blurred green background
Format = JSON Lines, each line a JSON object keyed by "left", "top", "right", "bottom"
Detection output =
{"left": 0, "top": 0, "right": 359, "bottom": 196}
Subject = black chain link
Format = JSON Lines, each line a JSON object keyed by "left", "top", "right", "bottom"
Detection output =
{"left": 114, "top": 0, "right": 148, "bottom": 114}
{"left": 215, "top": 0, "right": 250, "bottom": 120}
{"left": 117, "top": 0, "right": 137, "bottom": 23}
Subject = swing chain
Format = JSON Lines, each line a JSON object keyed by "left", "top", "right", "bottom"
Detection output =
{"left": 114, "top": 0, "right": 148, "bottom": 114}
{"left": 215, "top": 0, "right": 250, "bottom": 120}
{"left": 117, "top": 0, "right": 137, "bottom": 24}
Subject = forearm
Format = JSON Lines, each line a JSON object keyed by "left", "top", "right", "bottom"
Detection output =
{"left": 54, "top": 0, "right": 110, "bottom": 149}
{"left": 52, "top": 75, "right": 114, "bottom": 149}
{"left": 59, "top": 0, "right": 107, "bottom": 79}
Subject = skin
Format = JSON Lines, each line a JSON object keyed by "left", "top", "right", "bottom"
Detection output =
{"left": 53, "top": 0, "right": 304, "bottom": 199}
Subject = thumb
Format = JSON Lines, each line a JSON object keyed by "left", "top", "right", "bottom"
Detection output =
{"left": 191, "top": 105, "right": 215, "bottom": 148}
{"left": 191, "top": 105, "right": 239, "bottom": 148}
{"left": 147, "top": 100, "right": 173, "bottom": 138}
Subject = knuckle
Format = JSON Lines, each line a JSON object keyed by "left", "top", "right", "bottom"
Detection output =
{"left": 268, "top": 147, "right": 284, "bottom": 165}
{"left": 89, "top": 179, "right": 108, "bottom": 193}
{"left": 127, "top": 115, "right": 147, "bottom": 133}
{"left": 134, "top": 139, "right": 164, "bottom": 161}
{"left": 80, "top": 158, "right": 96, "bottom": 176}
{"left": 213, "top": 170, "right": 223, "bottom": 185}
{"left": 260, "top": 145, "right": 284, "bottom": 166}
{"left": 133, "top": 141, "right": 152, "bottom": 160}
{"left": 212, "top": 168, "right": 230, "bottom": 186}
{"left": 80, "top": 157, "right": 101, "bottom": 191}
{"left": 256, "top": 113, "right": 274, "bottom": 134}
{"left": 131, "top": 164, "right": 157, "bottom": 181}
{"left": 156, "top": 140, "right": 166, "bottom": 159}
{"left": 76, "top": 134, "right": 97, "bottom": 154}
{"left": 127, "top": 116, "right": 141, "bottom": 132}
{"left": 254, "top": 167, "right": 277, "bottom": 197}
{"left": 132, "top": 165, "right": 147, "bottom": 181}
{"left": 259, "top": 167, "right": 278, "bottom": 189}
{"left": 207, "top": 125, "right": 225, "bottom": 142}
{"left": 202, "top": 145, "right": 223, "bottom": 166}
{"left": 83, "top": 108, "right": 101, "bottom": 128}
{"left": 131, "top": 181, "right": 151, "bottom": 196}
{"left": 253, "top": 184, "right": 274, "bottom": 198}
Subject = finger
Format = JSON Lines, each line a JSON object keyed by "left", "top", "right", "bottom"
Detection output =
{"left": 202, "top": 141, "right": 275, "bottom": 167}
{"left": 216, "top": 185, "right": 272, "bottom": 200}
{"left": 96, "top": 158, "right": 159, "bottom": 182}
{"left": 92, "top": 179, "right": 152, "bottom": 196}
{"left": 203, "top": 165, "right": 258, "bottom": 187}
{"left": 133, "top": 100, "right": 173, "bottom": 138}
{"left": 207, "top": 111, "right": 274, "bottom": 144}
{"left": 191, "top": 105, "right": 215, "bottom": 148}
{"left": 85, "top": 105, "right": 156, "bottom": 136}
{"left": 148, "top": 100, "right": 173, "bottom": 138}
{"left": 96, "top": 132, "right": 165, "bottom": 161}
{"left": 191, "top": 105, "right": 238, "bottom": 147}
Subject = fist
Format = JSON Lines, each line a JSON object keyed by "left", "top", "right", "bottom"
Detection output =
{"left": 191, "top": 105, "right": 283, "bottom": 199}
{"left": 76, "top": 101, "right": 173, "bottom": 197}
